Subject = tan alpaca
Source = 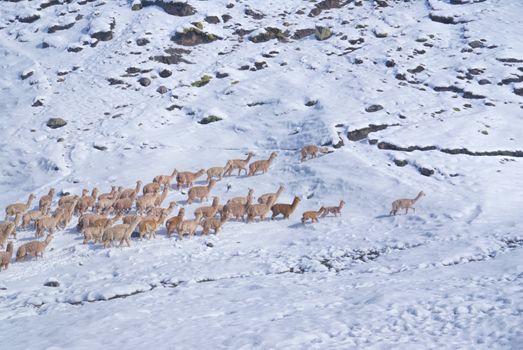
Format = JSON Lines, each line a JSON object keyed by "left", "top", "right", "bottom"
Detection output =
{"left": 38, "top": 188, "right": 55, "bottom": 214}
{"left": 113, "top": 193, "right": 136, "bottom": 214}
{"left": 201, "top": 214, "right": 229, "bottom": 235}
{"left": 247, "top": 195, "right": 276, "bottom": 223}
{"left": 98, "top": 186, "right": 117, "bottom": 201}
{"left": 228, "top": 188, "right": 253, "bottom": 205}
{"left": 58, "top": 193, "right": 79, "bottom": 207}
{"left": 206, "top": 166, "right": 225, "bottom": 182}
{"left": 147, "top": 201, "right": 177, "bottom": 218}
{"left": 76, "top": 188, "right": 98, "bottom": 214}
{"left": 248, "top": 152, "right": 277, "bottom": 176}
{"left": 187, "top": 180, "right": 216, "bottom": 204}
{"left": 77, "top": 213, "right": 105, "bottom": 231}
{"left": 301, "top": 207, "right": 327, "bottom": 224}
{"left": 5, "top": 193, "right": 35, "bottom": 220}
{"left": 82, "top": 215, "right": 121, "bottom": 244}
{"left": 224, "top": 152, "right": 255, "bottom": 176}
{"left": 35, "top": 210, "right": 64, "bottom": 237}
{"left": 102, "top": 217, "right": 141, "bottom": 248}
{"left": 143, "top": 182, "right": 160, "bottom": 195}
{"left": 390, "top": 191, "right": 425, "bottom": 216}
{"left": 222, "top": 196, "right": 252, "bottom": 221}
{"left": 0, "top": 242, "right": 14, "bottom": 270}
{"left": 122, "top": 214, "right": 142, "bottom": 225}
{"left": 300, "top": 145, "right": 329, "bottom": 161}
{"left": 59, "top": 198, "right": 79, "bottom": 228}
{"left": 138, "top": 212, "right": 168, "bottom": 240}
{"left": 136, "top": 193, "right": 158, "bottom": 215}
{"left": 165, "top": 208, "right": 185, "bottom": 238}
{"left": 194, "top": 197, "right": 220, "bottom": 219}
{"left": 177, "top": 212, "right": 203, "bottom": 238}
{"left": 321, "top": 200, "right": 345, "bottom": 217}
{"left": 271, "top": 196, "right": 301, "bottom": 219}
{"left": 0, "top": 222, "right": 16, "bottom": 248}
{"left": 119, "top": 181, "right": 142, "bottom": 199}
{"left": 16, "top": 234, "right": 53, "bottom": 261}
{"left": 153, "top": 168, "right": 177, "bottom": 190}
{"left": 21, "top": 209, "right": 45, "bottom": 229}
{"left": 176, "top": 169, "right": 205, "bottom": 189}
{"left": 258, "top": 185, "right": 284, "bottom": 204}
{"left": 154, "top": 187, "right": 169, "bottom": 207}
{"left": 96, "top": 196, "right": 117, "bottom": 214}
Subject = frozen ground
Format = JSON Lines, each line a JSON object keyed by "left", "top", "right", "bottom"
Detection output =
{"left": 0, "top": 0, "right": 522, "bottom": 348}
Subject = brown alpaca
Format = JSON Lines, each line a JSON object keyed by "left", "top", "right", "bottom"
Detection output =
{"left": 390, "top": 192, "right": 425, "bottom": 216}
{"left": 177, "top": 213, "right": 203, "bottom": 238}
{"left": 82, "top": 214, "right": 121, "bottom": 244}
{"left": 228, "top": 188, "right": 253, "bottom": 205}
{"left": 246, "top": 195, "right": 276, "bottom": 223}
{"left": 222, "top": 196, "right": 252, "bottom": 222}
{"left": 5, "top": 193, "right": 35, "bottom": 220}
{"left": 187, "top": 180, "right": 216, "bottom": 204}
{"left": 271, "top": 196, "right": 301, "bottom": 219}
{"left": 59, "top": 198, "right": 79, "bottom": 228}
{"left": 0, "top": 221, "right": 16, "bottom": 248}
{"left": 258, "top": 185, "right": 284, "bottom": 204}
{"left": 201, "top": 214, "right": 229, "bottom": 235}
{"left": 300, "top": 145, "right": 329, "bottom": 161}
{"left": 119, "top": 181, "right": 142, "bottom": 199}
{"left": 35, "top": 210, "right": 64, "bottom": 237}
{"left": 302, "top": 207, "right": 327, "bottom": 224}
{"left": 96, "top": 196, "right": 117, "bottom": 214}
{"left": 21, "top": 209, "right": 45, "bottom": 229}
{"left": 102, "top": 217, "right": 141, "bottom": 248}
{"left": 153, "top": 168, "right": 177, "bottom": 190}
{"left": 58, "top": 193, "right": 79, "bottom": 207}
{"left": 248, "top": 152, "right": 277, "bottom": 176}
{"left": 321, "top": 200, "right": 345, "bottom": 217}
{"left": 165, "top": 208, "right": 185, "bottom": 238}
{"left": 147, "top": 201, "right": 177, "bottom": 218}
{"left": 38, "top": 188, "right": 55, "bottom": 214}
{"left": 113, "top": 193, "right": 136, "bottom": 214}
{"left": 0, "top": 242, "right": 14, "bottom": 270}
{"left": 194, "top": 197, "right": 220, "bottom": 219}
{"left": 77, "top": 213, "right": 105, "bottom": 231}
{"left": 98, "top": 186, "right": 117, "bottom": 201}
{"left": 143, "top": 182, "right": 161, "bottom": 195}
{"left": 154, "top": 187, "right": 169, "bottom": 207}
{"left": 176, "top": 169, "right": 205, "bottom": 190}
{"left": 138, "top": 212, "right": 168, "bottom": 240}
{"left": 76, "top": 188, "right": 98, "bottom": 214}
{"left": 16, "top": 234, "right": 53, "bottom": 261}
{"left": 224, "top": 152, "right": 255, "bottom": 176}
{"left": 206, "top": 166, "right": 225, "bottom": 182}
{"left": 136, "top": 193, "right": 158, "bottom": 215}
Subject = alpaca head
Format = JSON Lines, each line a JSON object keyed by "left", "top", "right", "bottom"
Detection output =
{"left": 212, "top": 197, "right": 219, "bottom": 206}
{"left": 168, "top": 201, "right": 177, "bottom": 209}
{"left": 269, "top": 152, "right": 278, "bottom": 159}
{"left": 178, "top": 208, "right": 185, "bottom": 216}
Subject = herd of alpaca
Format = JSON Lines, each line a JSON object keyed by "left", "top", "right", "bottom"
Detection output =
{"left": 0, "top": 145, "right": 426, "bottom": 270}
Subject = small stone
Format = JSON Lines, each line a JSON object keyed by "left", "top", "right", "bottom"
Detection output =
{"left": 315, "top": 26, "right": 332, "bottom": 41}
{"left": 44, "top": 278, "right": 60, "bottom": 287}
{"left": 93, "top": 144, "right": 108, "bottom": 151}
{"left": 138, "top": 77, "right": 151, "bottom": 86}
{"left": 46, "top": 118, "right": 67, "bottom": 129}
{"left": 468, "top": 40, "right": 484, "bottom": 49}
{"left": 157, "top": 85, "right": 169, "bottom": 94}
{"left": 215, "top": 72, "right": 229, "bottom": 78}
{"left": 136, "top": 38, "right": 149, "bottom": 46}
{"left": 365, "top": 105, "right": 383, "bottom": 113}
{"left": 385, "top": 59, "right": 396, "bottom": 68}
{"left": 159, "top": 69, "right": 172, "bottom": 78}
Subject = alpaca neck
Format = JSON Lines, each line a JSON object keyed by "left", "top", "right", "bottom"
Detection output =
{"left": 135, "top": 183, "right": 141, "bottom": 193}
{"left": 26, "top": 197, "right": 33, "bottom": 207}
{"left": 245, "top": 154, "right": 253, "bottom": 162}
{"left": 412, "top": 192, "right": 423, "bottom": 203}
{"left": 339, "top": 201, "right": 345, "bottom": 209}
{"left": 171, "top": 169, "right": 177, "bottom": 177}
{"left": 291, "top": 198, "right": 300, "bottom": 209}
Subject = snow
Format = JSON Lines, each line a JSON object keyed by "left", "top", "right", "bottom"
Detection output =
{"left": 1, "top": 0, "right": 523, "bottom": 348}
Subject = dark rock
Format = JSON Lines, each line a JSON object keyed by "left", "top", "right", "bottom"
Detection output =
{"left": 215, "top": 72, "right": 229, "bottom": 78}
{"left": 309, "top": 0, "right": 350, "bottom": 17}
{"left": 131, "top": 1, "right": 142, "bottom": 11}
{"left": 91, "top": 30, "right": 113, "bottom": 42}
{"left": 157, "top": 85, "right": 169, "bottom": 94}
{"left": 126, "top": 67, "right": 141, "bottom": 74}
{"left": 292, "top": 28, "right": 315, "bottom": 40}
{"left": 315, "top": 26, "right": 332, "bottom": 41}
{"left": 305, "top": 100, "right": 318, "bottom": 107}
{"left": 249, "top": 27, "right": 288, "bottom": 43}
{"left": 48, "top": 22, "right": 75, "bottom": 33}
{"left": 468, "top": 68, "right": 484, "bottom": 75}
{"left": 376, "top": 0, "right": 388, "bottom": 7}
{"left": 500, "top": 75, "right": 523, "bottom": 85}
{"left": 429, "top": 13, "right": 455, "bottom": 24}
{"left": 166, "top": 104, "right": 182, "bottom": 111}
{"left": 496, "top": 57, "right": 523, "bottom": 63}
{"left": 365, "top": 105, "right": 383, "bottom": 113}
{"left": 93, "top": 144, "right": 108, "bottom": 151}
{"left": 353, "top": 58, "right": 364, "bottom": 64}
{"left": 333, "top": 133, "right": 344, "bottom": 148}
{"left": 348, "top": 38, "right": 364, "bottom": 45}
{"left": 151, "top": 47, "right": 192, "bottom": 65}
{"left": 395, "top": 73, "right": 406, "bottom": 80}
{"left": 254, "top": 61, "right": 268, "bottom": 70}
{"left": 514, "top": 88, "right": 523, "bottom": 96}
{"left": 239, "top": 65, "right": 250, "bottom": 71}
{"left": 378, "top": 142, "right": 437, "bottom": 152}
{"left": 159, "top": 69, "right": 172, "bottom": 78}
{"left": 221, "top": 14, "right": 232, "bottom": 23}
{"left": 32, "top": 98, "right": 44, "bottom": 107}
{"left": 199, "top": 115, "right": 222, "bottom": 124}
{"left": 407, "top": 65, "right": 424, "bottom": 74}
{"left": 67, "top": 46, "right": 83, "bottom": 53}
{"left": 226, "top": 3, "right": 234, "bottom": 9}
{"left": 21, "top": 70, "right": 34, "bottom": 80}
{"left": 171, "top": 28, "right": 220, "bottom": 46}
{"left": 44, "top": 280, "right": 60, "bottom": 287}
{"left": 142, "top": 1, "right": 196, "bottom": 16}
{"left": 347, "top": 124, "right": 393, "bottom": 141}
{"left": 462, "top": 91, "right": 485, "bottom": 99}
{"left": 393, "top": 159, "right": 408, "bottom": 167}
{"left": 418, "top": 167, "right": 434, "bottom": 177}
{"left": 136, "top": 38, "right": 150, "bottom": 46}
{"left": 205, "top": 16, "right": 220, "bottom": 24}
{"left": 107, "top": 78, "right": 125, "bottom": 85}
{"left": 385, "top": 59, "right": 396, "bottom": 68}
{"left": 39, "top": 0, "right": 60, "bottom": 9}
{"left": 47, "top": 118, "right": 67, "bottom": 129}
{"left": 468, "top": 40, "right": 484, "bottom": 49}
{"left": 233, "top": 28, "right": 255, "bottom": 37}
{"left": 138, "top": 77, "right": 151, "bottom": 86}
{"left": 244, "top": 8, "right": 264, "bottom": 20}
{"left": 17, "top": 14, "right": 40, "bottom": 23}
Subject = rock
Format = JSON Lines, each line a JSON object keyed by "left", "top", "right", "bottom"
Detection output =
{"left": 221, "top": 14, "right": 232, "bottom": 23}
{"left": 407, "top": 65, "right": 425, "bottom": 74}
{"left": 429, "top": 13, "right": 455, "bottom": 24}
{"left": 305, "top": 100, "right": 318, "bottom": 107}
{"left": 199, "top": 115, "right": 223, "bottom": 124}
{"left": 395, "top": 73, "right": 406, "bottom": 80}
{"left": 254, "top": 61, "right": 268, "bottom": 70}
{"left": 67, "top": 46, "right": 83, "bottom": 53}
{"left": 418, "top": 167, "right": 434, "bottom": 177}
{"left": 48, "top": 22, "right": 75, "bottom": 33}
{"left": 142, "top": 1, "right": 196, "bottom": 16}
{"left": 365, "top": 105, "right": 383, "bottom": 113}
{"left": 131, "top": 0, "right": 142, "bottom": 11}
{"left": 107, "top": 78, "right": 125, "bottom": 85}
{"left": 126, "top": 67, "right": 141, "bottom": 74}
{"left": 44, "top": 278, "right": 60, "bottom": 287}
{"left": 171, "top": 27, "right": 220, "bottom": 46}
{"left": 309, "top": 0, "right": 349, "bottom": 17}
{"left": 215, "top": 72, "right": 229, "bottom": 78}
{"left": 21, "top": 70, "right": 34, "bottom": 80}
{"left": 245, "top": 8, "right": 264, "bottom": 19}
{"left": 250, "top": 27, "right": 288, "bottom": 43}
{"left": 205, "top": 16, "right": 220, "bottom": 24}
{"left": 376, "top": 0, "right": 388, "bottom": 7}
{"left": 514, "top": 88, "right": 523, "bottom": 96}
{"left": 32, "top": 98, "right": 44, "bottom": 107}
{"left": 136, "top": 38, "right": 150, "bottom": 46}
{"left": 151, "top": 48, "right": 192, "bottom": 65}
{"left": 385, "top": 59, "right": 396, "bottom": 68}
{"left": 90, "top": 17, "right": 115, "bottom": 42}
{"left": 17, "top": 14, "right": 40, "bottom": 23}
{"left": 138, "top": 77, "right": 151, "bottom": 86}
{"left": 347, "top": 124, "right": 392, "bottom": 141}
{"left": 468, "top": 40, "right": 484, "bottom": 49}
{"left": 191, "top": 75, "right": 211, "bottom": 87}
{"left": 394, "top": 159, "right": 408, "bottom": 167}
{"left": 292, "top": 28, "right": 316, "bottom": 40}
{"left": 315, "top": 26, "right": 332, "bottom": 41}
{"left": 159, "top": 69, "right": 172, "bottom": 78}
{"left": 93, "top": 144, "right": 108, "bottom": 151}
{"left": 157, "top": 85, "right": 169, "bottom": 94}
{"left": 46, "top": 118, "right": 67, "bottom": 129}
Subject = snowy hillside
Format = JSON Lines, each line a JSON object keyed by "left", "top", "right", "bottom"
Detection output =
{"left": 1, "top": 0, "right": 523, "bottom": 348}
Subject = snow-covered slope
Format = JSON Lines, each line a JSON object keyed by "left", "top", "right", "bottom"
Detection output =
{"left": 1, "top": 0, "right": 522, "bottom": 348}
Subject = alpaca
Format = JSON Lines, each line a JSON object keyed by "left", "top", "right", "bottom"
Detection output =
{"left": 224, "top": 152, "right": 255, "bottom": 176}
{"left": 143, "top": 182, "right": 161, "bottom": 195}
{"left": 321, "top": 200, "right": 345, "bottom": 217}
{"left": 58, "top": 193, "right": 79, "bottom": 207}
{"left": 82, "top": 215, "right": 121, "bottom": 244}
{"left": 119, "top": 181, "right": 142, "bottom": 199}
{"left": 5, "top": 193, "right": 35, "bottom": 220}
{"left": 0, "top": 221, "right": 16, "bottom": 248}
{"left": 390, "top": 191, "right": 425, "bottom": 216}
{"left": 102, "top": 217, "right": 141, "bottom": 248}
{"left": 258, "top": 185, "right": 284, "bottom": 204}
{"left": 301, "top": 207, "right": 327, "bottom": 224}
{"left": 38, "top": 188, "right": 55, "bottom": 214}
{"left": 176, "top": 169, "right": 205, "bottom": 190}
{"left": 246, "top": 195, "right": 276, "bottom": 223}
{"left": 248, "top": 152, "right": 277, "bottom": 176}
{"left": 177, "top": 213, "right": 203, "bottom": 238}
{"left": 98, "top": 186, "right": 117, "bottom": 201}
{"left": 154, "top": 187, "right": 169, "bottom": 207}
{"left": 16, "top": 234, "right": 53, "bottom": 261}
{"left": 300, "top": 145, "right": 329, "bottom": 161}
{"left": 165, "top": 208, "right": 185, "bottom": 238}
{"left": 187, "top": 180, "right": 216, "bottom": 204}
{"left": 147, "top": 201, "right": 177, "bottom": 218}
{"left": 138, "top": 212, "right": 168, "bottom": 240}
{"left": 0, "top": 242, "right": 14, "bottom": 270}
{"left": 206, "top": 166, "right": 225, "bottom": 182}
{"left": 96, "top": 196, "right": 117, "bottom": 214}
{"left": 77, "top": 213, "right": 105, "bottom": 231}
{"left": 112, "top": 193, "right": 136, "bottom": 214}
{"left": 35, "top": 210, "right": 64, "bottom": 237}
{"left": 201, "top": 214, "right": 229, "bottom": 235}
{"left": 21, "top": 209, "right": 45, "bottom": 229}
{"left": 271, "top": 196, "right": 301, "bottom": 219}
{"left": 222, "top": 196, "right": 252, "bottom": 222}
{"left": 136, "top": 193, "right": 158, "bottom": 215}
{"left": 227, "top": 188, "right": 253, "bottom": 205}
{"left": 153, "top": 168, "right": 177, "bottom": 190}
{"left": 76, "top": 188, "right": 98, "bottom": 214}
{"left": 59, "top": 198, "right": 79, "bottom": 228}
{"left": 194, "top": 197, "right": 220, "bottom": 219}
